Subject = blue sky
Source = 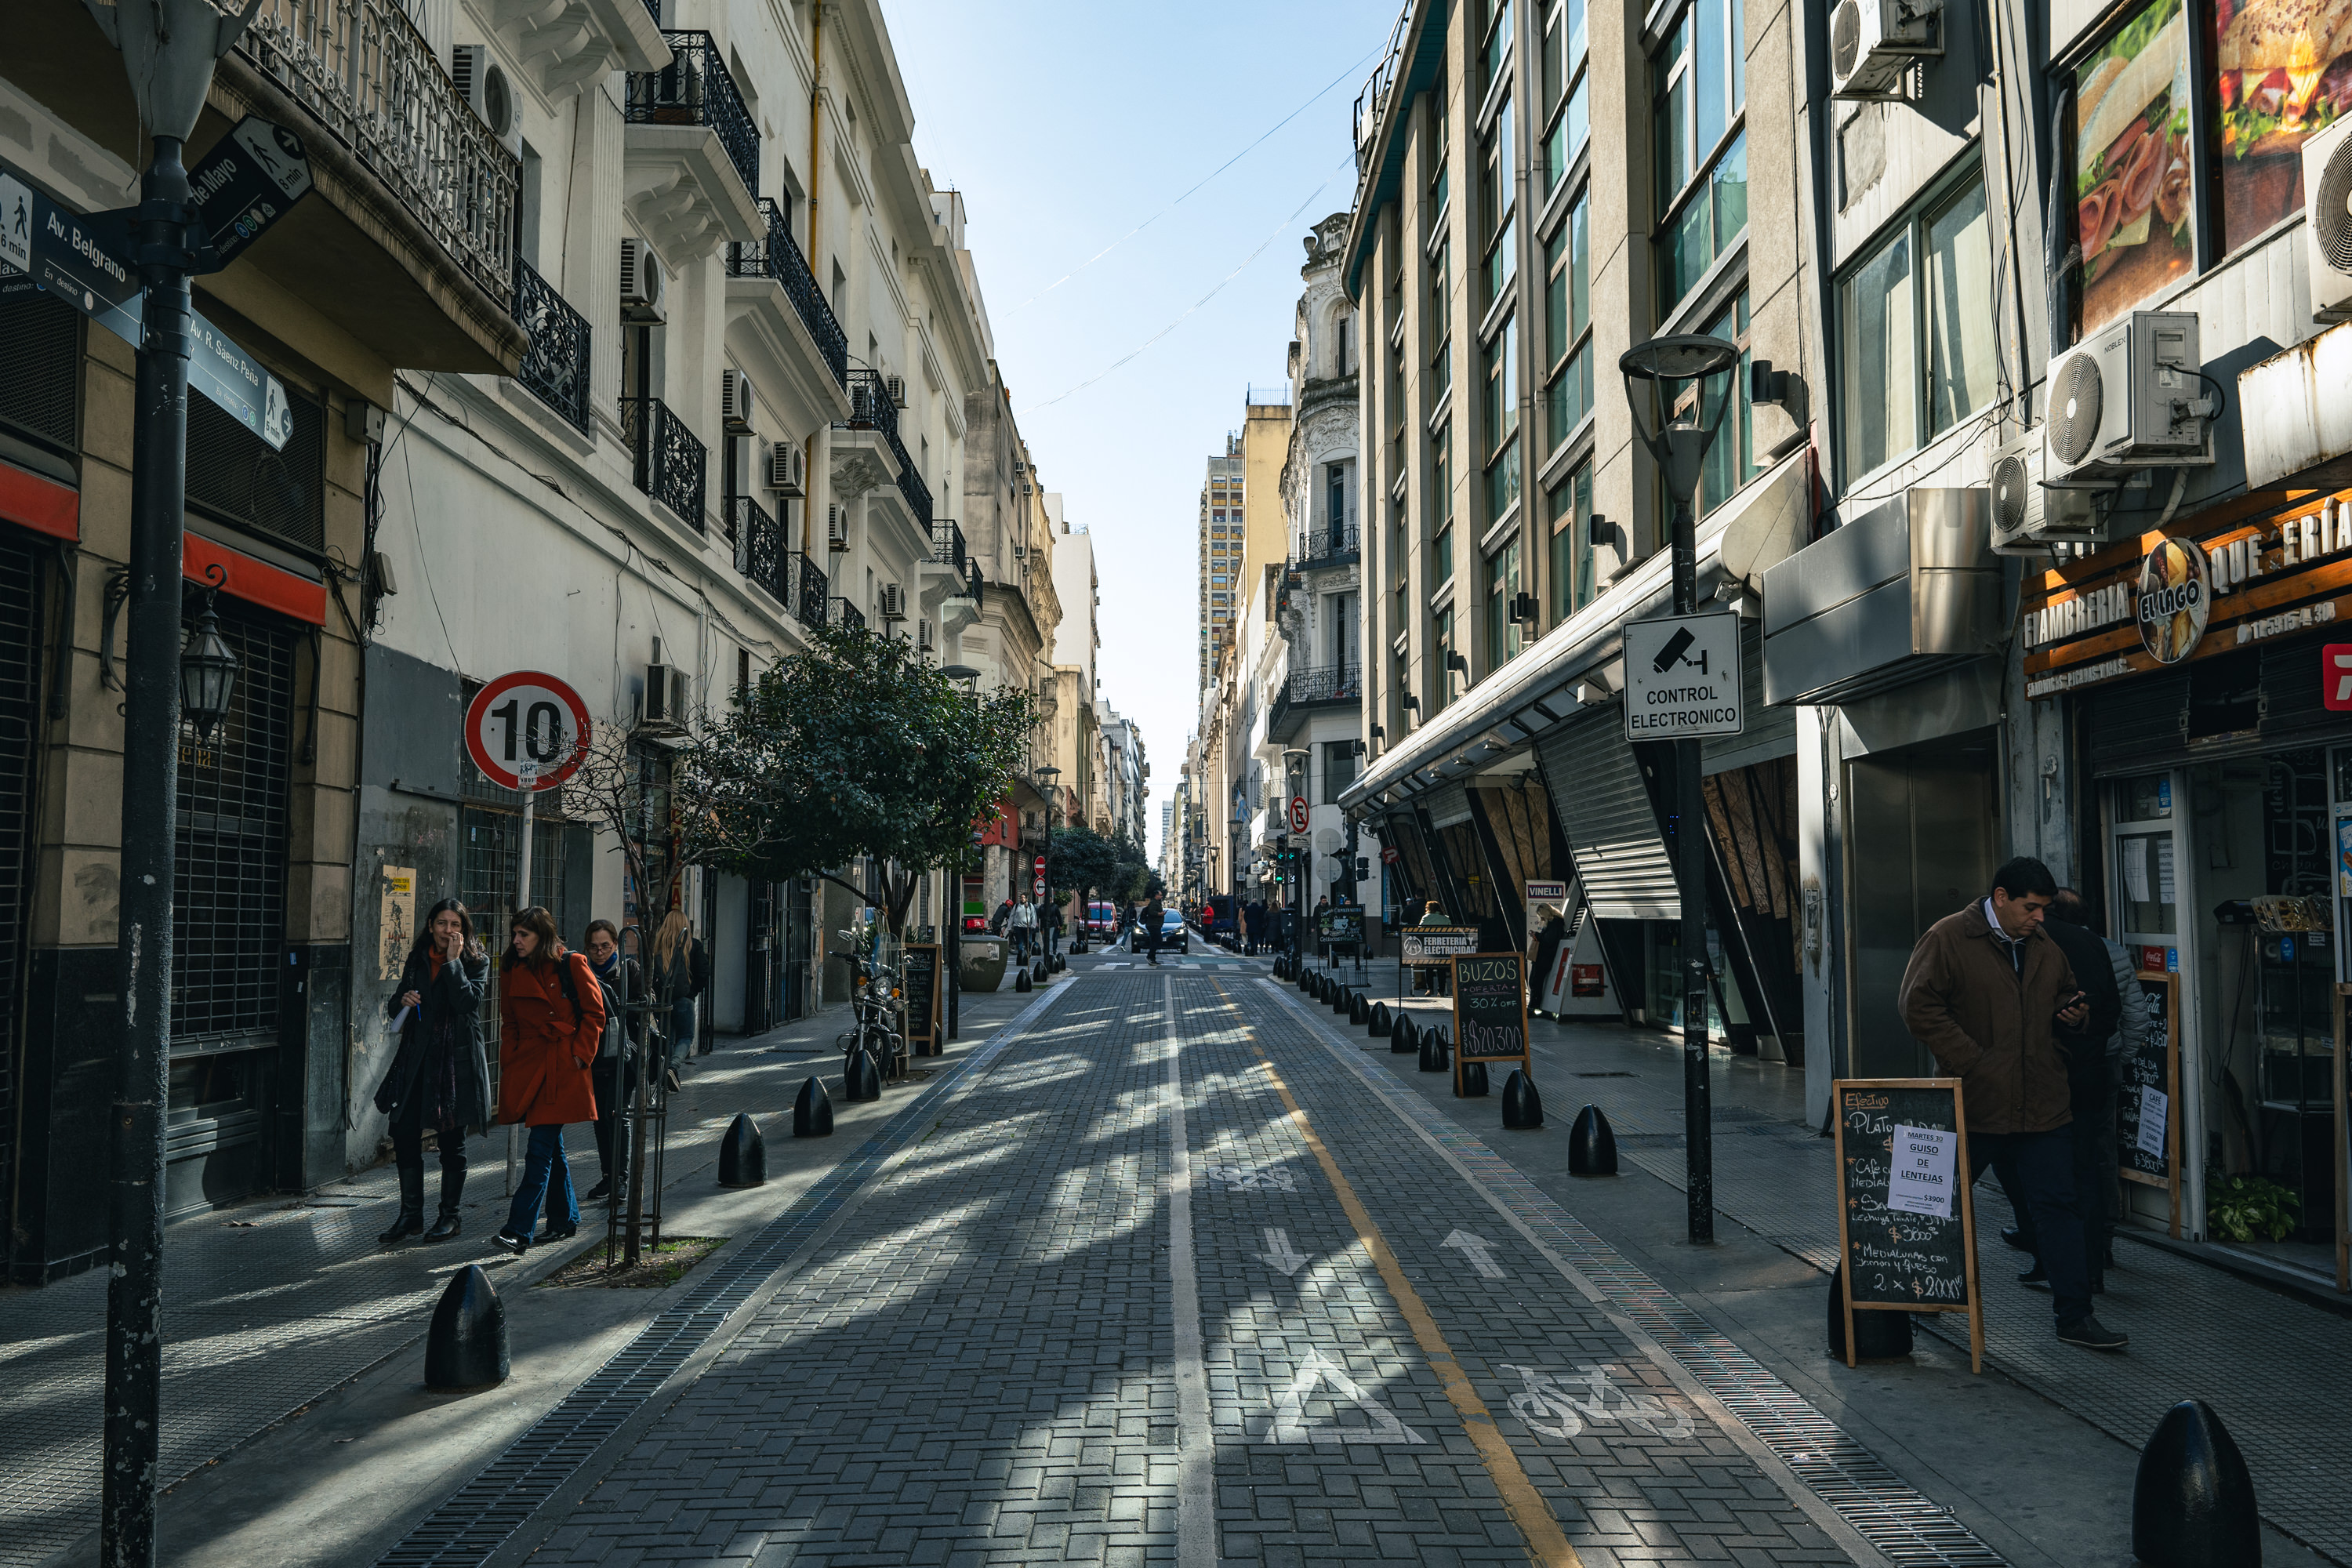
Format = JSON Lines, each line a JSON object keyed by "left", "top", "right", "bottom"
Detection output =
{"left": 882, "top": 0, "right": 1386, "bottom": 862}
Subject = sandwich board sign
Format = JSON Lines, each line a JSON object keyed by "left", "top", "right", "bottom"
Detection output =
{"left": 1451, "top": 952, "right": 1530, "bottom": 1097}
{"left": 1831, "top": 1077, "right": 1984, "bottom": 1374}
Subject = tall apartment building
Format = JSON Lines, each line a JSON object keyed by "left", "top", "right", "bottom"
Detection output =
{"left": 1196, "top": 441, "right": 1244, "bottom": 693}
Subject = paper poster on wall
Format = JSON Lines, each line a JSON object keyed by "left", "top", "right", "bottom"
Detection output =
{"left": 2136, "top": 1083, "right": 2169, "bottom": 1160}
{"left": 2123, "top": 839, "right": 2151, "bottom": 902}
{"left": 380, "top": 866, "right": 415, "bottom": 982}
{"left": 1886, "top": 1124, "right": 1959, "bottom": 1218}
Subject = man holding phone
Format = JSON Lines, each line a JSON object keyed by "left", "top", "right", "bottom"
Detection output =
{"left": 1899, "top": 856, "right": 2128, "bottom": 1352}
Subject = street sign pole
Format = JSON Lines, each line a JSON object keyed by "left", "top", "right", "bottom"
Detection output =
{"left": 510, "top": 760, "right": 539, "bottom": 1200}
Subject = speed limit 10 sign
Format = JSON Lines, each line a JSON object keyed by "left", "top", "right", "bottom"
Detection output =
{"left": 465, "top": 670, "right": 590, "bottom": 792}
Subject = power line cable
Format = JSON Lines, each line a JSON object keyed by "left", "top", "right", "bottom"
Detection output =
{"left": 1003, "top": 48, "right": 1376, "bottom": 317}
{"left": 1018, "top": 153, "right": 1356, "bottom": 416}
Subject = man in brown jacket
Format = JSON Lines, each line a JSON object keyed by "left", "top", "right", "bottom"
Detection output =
{"left": 1898, "top": 855, "right": 2127, "bottom": 1352}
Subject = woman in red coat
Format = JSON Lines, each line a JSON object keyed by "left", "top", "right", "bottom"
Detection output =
{"left": 492, "top": 905, "right": 605, "bottom": 1254}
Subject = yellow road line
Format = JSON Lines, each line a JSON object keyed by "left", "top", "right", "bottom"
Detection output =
{"left": 1210, "top": 981, "right": 1582, "bottom": 1568}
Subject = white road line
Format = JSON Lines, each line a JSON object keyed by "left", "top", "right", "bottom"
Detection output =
{"left": 1163, "top": 974, "right": 1215, "bottom": 1568}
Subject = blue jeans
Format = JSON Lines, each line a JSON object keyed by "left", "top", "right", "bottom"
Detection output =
{"left": 1971, "top": 1126, "right": 2091, "bottom": 1325}
{"left": 506, "top": 1123, "right": 579, "bottom": 1239}
{"left": 670, "top": 1000, "right": 696, "bottom": 1062}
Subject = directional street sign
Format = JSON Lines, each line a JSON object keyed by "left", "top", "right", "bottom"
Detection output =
{"left": 1621, "top": 611, "right": 1744, "bottom": 741}
{"left": 2, "top": 154, "right": 296, "bottom": 451}
{"left": 187, "top": 118, "right": 313, "bottom": 269}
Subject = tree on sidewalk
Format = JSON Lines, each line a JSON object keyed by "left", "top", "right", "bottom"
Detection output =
{"left": 677, "top": 621, "right": 1037, "bottom": 937}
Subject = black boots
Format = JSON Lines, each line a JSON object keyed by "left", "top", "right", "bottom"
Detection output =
{"left": 379, "top": 1161, "right": 426, "bottom": 1244}
{"left": 424, "top": 1166, "right": 465, "bottom": 1243}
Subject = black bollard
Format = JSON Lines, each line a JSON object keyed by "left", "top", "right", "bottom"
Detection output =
{"left": 1014, "top": 964, "right": 1032, "bottom": 993}
{"left": 717, "top": 1112, "right": 767, "bottom": 1186}
{"left": 846, "top": 1047, "right": 882, "bottom": 1102}
{"left": 1370, "top": 1001, "right": 1391, "bottom": 1035}
{"left": 1330, "top": 983, "right": 1350, "bottom": 1014}
{"left": 1391, "top": 1015, "right": 1417, "bottom": 1054}
{"left": 1457, "top": 1059, "right": 1489, "bottom": 1097}
{"left": 793, "top": 1076, "right": 834, "bottom": 1138}
{"left": 1417, "top": 1025, "right": 1449, "bottom": 1073}
{"left": 2132, "top": 1400, "right": 2261, "bottom": 1568}
{"left": 1501, "top": 1068, "right": 1543, "bottom": 1128}
{"left": 1567, "top": 1104, "right": 1619, "bottom": 1175}
{"left": 423, "top": 1264, "right": 508, "bottom": 1392}
{"left": 1033, "top": 959, "right": 1048, "bottom": 982}
{"left": 1827, "top": 1261, "right": 1915, "bottom": 1360}
{"left": 1350, "top": 992, "right": 1369, "bottom": 1024}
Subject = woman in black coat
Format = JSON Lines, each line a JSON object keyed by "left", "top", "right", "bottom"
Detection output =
{"left": 375, "top": 898, "right": 493, "bottom": 1243}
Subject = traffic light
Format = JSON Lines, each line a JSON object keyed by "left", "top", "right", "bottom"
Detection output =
{"left": 1355, "top": 857, "right": 1370, "bottom": 880}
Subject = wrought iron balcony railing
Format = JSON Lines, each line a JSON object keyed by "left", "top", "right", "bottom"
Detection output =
{"left": 733, "top": 495, "right": 782, "bottom": 598}
{"left": 1290, "top": 662, "right": 1362, "bottom": 702}
{"left": 786, "top": 550, "right": 828, "bottom": 628}
{"left": 838, "top": 368, "right": 932, "bottom": 528}
{"left": 234, "top": 0, "right": 519, "bottom": 308}
{"left": 626, "top": 31, "right": 760, "bottom": 196}
{"left": 930, "top": 519, "right": 967, "bottom": 572}
{"left": 727, "top": 198, "right": 848, "bottom": 388}
{"left": 829, "top": 597, "right": 866, "bottom": 633}
{"left": 1294, "top": 522, "right": 1360, "bottom": 565}
{"left": 619, "top": 397, "right": 706, "bottom": 528}
{"left": 514, "top": 259, "right": 591, "bottom": 432}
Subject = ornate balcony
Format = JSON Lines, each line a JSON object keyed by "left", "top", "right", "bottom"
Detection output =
{"left": 930, "top": 520, "right": 967, "bottom": 571}
{"left": 728, "top": 198, "right": 849, "bottom": 388}
{"left": 514, "top": 260, "right": 591, "bottom": 432}
{"left": 829, "top": 597, "right": 866, "bottom": 633}
{"left": 837, "top": 368, "right": 932, "bottom": 528}
{"left": 236, "top": 0, "right": 520, "bottom": 310}
{"left": 732, "top": 495, "right": 783, "bottom": 597}
{"left": 1269, "top": 662, "right": 1362, "bottom": 742}
{"left": 627, "top": 31, "right": 758, "bottom": 197}
{"left": 786, "top": 551, "right": 828, "bottom": 629}
{"left": 1294, "top": 522, "right": 1361, "bottom": 567}
{"left": 619, "top": 397, "right": 706, "bottom": 528}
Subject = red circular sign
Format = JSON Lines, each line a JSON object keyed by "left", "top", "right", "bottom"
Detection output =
{"left": 464, "top": 670, "right": 590, "bottom": 792}
{"left": 1288, "top": 795, "right": 1309, "bottom": 834}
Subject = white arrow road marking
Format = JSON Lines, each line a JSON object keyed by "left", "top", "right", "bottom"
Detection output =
{"left": 1442, "top": 1229, "right": 1505, "bottom": 1279}
{"left": 1266, "top": 1347, "right": 1427, "bottom": 1445}
{"left": 1254, "top": 1227, "right": 1309, "bottom": 1276}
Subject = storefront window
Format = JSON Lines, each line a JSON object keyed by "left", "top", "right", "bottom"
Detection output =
{"left": 2070, "top": 0, "right": 2194, "bottom": 335}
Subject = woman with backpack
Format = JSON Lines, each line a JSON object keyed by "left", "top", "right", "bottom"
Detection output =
{"left": 492, "top": 905, "right": 605, "bottom": 1254}
{"left": 374, "top": 898, "right": 492, "bottom": 1245}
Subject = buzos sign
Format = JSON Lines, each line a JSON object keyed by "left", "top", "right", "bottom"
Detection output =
{"left": 2136, "top": 537, "right": 2212, "bottom": 664}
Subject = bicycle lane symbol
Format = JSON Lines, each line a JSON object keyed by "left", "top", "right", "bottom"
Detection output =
{"left": 1500, "top": 1363, "right": 1693, "bottom": 1441}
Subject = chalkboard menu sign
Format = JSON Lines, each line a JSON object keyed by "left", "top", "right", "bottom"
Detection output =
{"left": 1831, "top": 1077, "right": 1984, "bottom": 1373}
{"left": 902, "top": 943, "right": 940, "bottom": 1056}
{"left": 2117, "top": 971, "right": 2181, "bottom": 1232}
{"left": 1452, "top": 952, "right": 1529, "bottom": 1096}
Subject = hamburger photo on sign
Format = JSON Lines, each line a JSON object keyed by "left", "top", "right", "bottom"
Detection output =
{"left": 2214, "top": 0, "right": 2352, "bottom": 247}
{"left": 2073, "top": 0, "right": 2196, "bottom": 332}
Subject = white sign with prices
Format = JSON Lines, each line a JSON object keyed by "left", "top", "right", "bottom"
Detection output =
{"left": 1886, "top": 1123, "right": 1958, "bottom": 1218}
{"left": 1622, "top": 612, "right": 1744, "bottom": 740}
{"left": 2136, "top": 1084, "right": 2169, "bottom": 1160}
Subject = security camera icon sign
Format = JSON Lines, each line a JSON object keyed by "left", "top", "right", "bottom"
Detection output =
{"left": 1650, "top": 626, "right": 1708, "bottom": 677}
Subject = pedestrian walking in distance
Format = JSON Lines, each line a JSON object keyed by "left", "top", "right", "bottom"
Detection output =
{"left": 492, "top": 906, "right": 604, "bottom": 1254}
{"left": 1140, "top": 888, "right": 1165, "bottom": 967}
{"left": 374, "top": 898, "right": 492, "bottom": 1245}
{"left": 583, "top": 918, "right": 646, "bottom": 1203}
{"left": 1898, "top": 856, "right": 2127, "bottom": 1352}
{"left": 652, "top": 909, "right": 710, "bottom": 1091}
{"left": 1009, "top": 896, "right": 1037, "bottom": 966}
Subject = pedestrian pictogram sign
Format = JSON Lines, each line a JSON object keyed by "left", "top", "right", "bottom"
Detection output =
{"left": 465, "top": 671, "right": 590, "bottom": 792}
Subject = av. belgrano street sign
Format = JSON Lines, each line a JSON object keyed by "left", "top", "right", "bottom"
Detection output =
{"left": 1622, "top": 612, "right": 1744, "bottom": 740}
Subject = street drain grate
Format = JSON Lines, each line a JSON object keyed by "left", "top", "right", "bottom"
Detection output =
{"left": 372, "top": 994, "right": 1062, "bottom": 1567}
{"left": 1287, "top": 987, "right": 2010, "bottom": 1568}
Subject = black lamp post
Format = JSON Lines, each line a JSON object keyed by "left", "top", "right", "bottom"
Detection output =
{"left": 1034, "top": 764, "right": 1060, "bottom": 958}
{"left": 1619, "top": 332, "right": 1740, "bottom": 1247}
{"left": 179, "top": 589, "right": 240, "bottom": 740}
{"left": 940, "top": 664, "right": 978, "bottom": 1036}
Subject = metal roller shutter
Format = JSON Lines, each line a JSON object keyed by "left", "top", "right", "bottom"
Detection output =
{"left": 1426, "top": 779, "right": 1472, "bottom": 829}
{"left": 0, "top": 538, "right": 40, "bottom": 1279}
{"left": 1535, "top": 713, "right": 1680, "bottom": 920}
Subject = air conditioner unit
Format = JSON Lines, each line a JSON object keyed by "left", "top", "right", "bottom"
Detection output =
{"left": 619, "top": 239, "right": 665, "bottom": 324}
{"left": 1983, "top": 426, "right": 2100, "bottom": 556}
{"left": 916, "top": 619, "right": 934, "bottom": 652}
{"left": 720, "top": 368, "right": 757, "bottom": 432}
{"left": 1828, "top": 0, "right": 1941, "bottom": 100}
{"left": 879, "top": 583, "right": 907, "bottom": 621}
{"left": 2303, "top": 115, "right": 2352, "bottom": 322}
{"left": 826, "top": 505, "right": 849, "bottom": 550}
{"left": 452, "top": 45, "right": 522, "bottom": 155}
{"left": 884, "top": 373, "right": 908, "bottom": 408}
{"left": 2044, "top": 310, "right": 2211, "bottom": 485}
{"left": 643, "top": 663, "right": 689, "bottom": 725}
{"left": 766, "top": 441, "right": 805, "bottom": 497}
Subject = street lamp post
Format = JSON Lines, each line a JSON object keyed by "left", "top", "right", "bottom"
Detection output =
{"left": 1282, "top": 747, "right": 1308, "bottom": 975}
{"left": 941, "top": 665, "right": 979, "bottom": 1037}
{"left": 1618, "top": 332, "right": 1741, "bottom": 1248}
{"left": 1035, "top": 765, "right": 1061, "bottom": 961}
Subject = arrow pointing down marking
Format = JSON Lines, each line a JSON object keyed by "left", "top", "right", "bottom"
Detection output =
{"left": 1254, "top": 1227, "right": 1309, "bottom": 1276}
{"left": 1442, "top": 1229, "right": 1505, "bottom": 1279}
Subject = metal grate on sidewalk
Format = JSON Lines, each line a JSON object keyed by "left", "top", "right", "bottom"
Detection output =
{"left": 1272, "top": 983, "right": 2009, "bottom": 1568}
{"left": 373, "top": 988, "right": 1067, "bottom": 1567}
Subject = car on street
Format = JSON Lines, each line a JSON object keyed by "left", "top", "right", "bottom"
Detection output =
{"left": 1149, "top": 909, "right": 1189, "bottom": 954}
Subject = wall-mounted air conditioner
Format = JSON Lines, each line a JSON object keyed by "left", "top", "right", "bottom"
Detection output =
{"left": 879, "top": 583, "right": 907, "bottom": 621}
{"left": 721, "top": 369, "right": 757, "bottom": 432}
{"left": 2303, "top": 116, "right": 2352, "bottom": 323}
{"left": 884, "top": 373, "right": 908, "bottom": 408}
{"left": 1984, "top": 426, "right": 2100, "bottom": 556}
{"left": 826, "top": 505, "right": 849, "bottom": 550}
{"left": 916, "top": 619, "right": 934, "bottom": 652}
{"left": 2045, "top": 310, "right": 2212, "bottom": 485}
{"left": 643, "top": 662, "right": 689, "bottom": 725}
{"left": 452, "top": 45, "right": 522, "bottom": 155}
{"left": 1828, "top": 0, "right": 1941, "bottom": 99}
{"left": 766, "top": 441, "right": 805, "bottom": 497}
{"left": 619, "top": 239, "right": 665, "bottom": 324}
